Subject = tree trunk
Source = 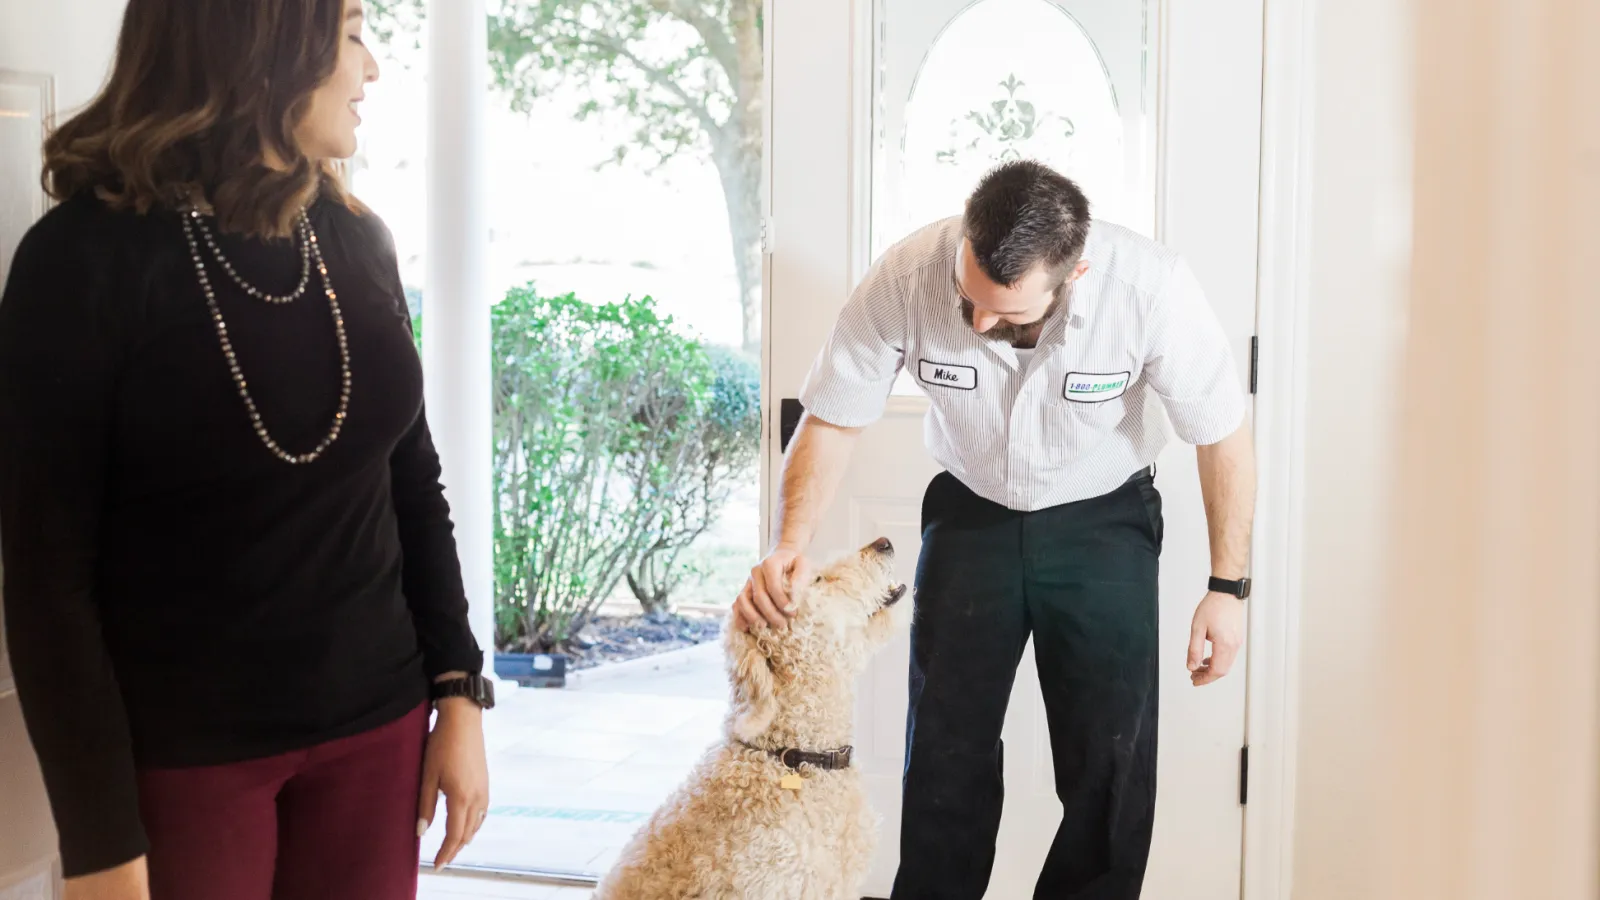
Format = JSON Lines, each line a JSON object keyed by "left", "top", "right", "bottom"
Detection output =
{"left": 626, "top": 571, "right": 673, "bottom": 617}
{"left": 718, "top": 0, "right": 765, "bottom": 356}
{"left": 712, "top": 143, "right": 764, "bottom": 356}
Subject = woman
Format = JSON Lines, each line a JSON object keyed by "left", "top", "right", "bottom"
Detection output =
{"left": 0, "top": 0, "right": 491, "bottom": 897}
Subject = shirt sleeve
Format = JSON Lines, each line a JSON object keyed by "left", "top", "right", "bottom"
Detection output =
{"left": 389, "top": 406, "right": 485, "bottom": 677}
{"left": 1141, "top": 258, "right": 1248, "bottom": 445}
{"left": 0, "top": 212, "right": 150, "bottom": 877}
{"left": 796, "top": 255, "right": 908, "bottom": 428}
{"left": 364, "top": 213, "right": 484, "bottom": 678}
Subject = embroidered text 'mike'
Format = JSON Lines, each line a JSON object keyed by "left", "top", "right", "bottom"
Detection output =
{"left": 919, "top": 359, "right": 977, "bottom": 390}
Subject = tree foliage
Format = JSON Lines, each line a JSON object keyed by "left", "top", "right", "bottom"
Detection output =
{"left": 623, "top": 344, "right": 760, "bottom": 616}
{"left": 483, "top": 287, "right": 758, "bottom": 651}
{"left": 367, "top": 0, "right": 766, "bottom": 351}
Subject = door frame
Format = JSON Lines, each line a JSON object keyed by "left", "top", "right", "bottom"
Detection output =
{"left": 757, "top": 0, "right": 1317, "bottom": 895}
{"left": 1240, "top": 0, "right": 1316, "bottom": 896}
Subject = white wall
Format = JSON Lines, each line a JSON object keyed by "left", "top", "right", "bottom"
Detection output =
{"left": 0, "top": 1, "right": 126, "bottom": 891}
{"left": 1289, "top": 0, "right": 1413, "bottom": 896}
{"left": 1, "top": 2, "right": 123, "bottom": 121}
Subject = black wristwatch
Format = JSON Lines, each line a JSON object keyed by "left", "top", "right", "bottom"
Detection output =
{"left": 1208, "top": 576, "right": 1252, "bottom": 600}
{"left": 431, "top": 674, "right": 496, "bottom": 710}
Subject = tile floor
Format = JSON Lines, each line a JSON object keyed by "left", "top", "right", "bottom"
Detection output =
{"left": 417, "top": 642, "right": 727, "bottom": 898}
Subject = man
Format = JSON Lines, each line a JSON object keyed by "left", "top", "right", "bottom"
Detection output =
{"left": 735, "top": 160, "right": 1255, "bottom": 899}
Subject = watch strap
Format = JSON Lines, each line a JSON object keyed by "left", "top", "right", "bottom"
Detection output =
{"left": 431, "top": 674, "right": 496, "bottom": 710}
{"left": 1208, "top": 576, "right": 1251, "bottom": 599}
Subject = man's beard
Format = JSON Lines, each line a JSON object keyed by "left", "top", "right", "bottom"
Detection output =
{"left": 961, "top": 291, "right": 1065, "bottom": 346}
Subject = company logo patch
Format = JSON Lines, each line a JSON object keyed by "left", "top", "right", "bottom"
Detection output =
{"left": 918, "top": 360, "right": 978, "bottom": 391}
{"left": 1064, "top": 371, "right": 1131, "bottom": 402}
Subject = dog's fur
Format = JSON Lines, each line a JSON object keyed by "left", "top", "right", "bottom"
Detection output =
{"left": 592, "top": 539, "right": 911, "bottom": 900}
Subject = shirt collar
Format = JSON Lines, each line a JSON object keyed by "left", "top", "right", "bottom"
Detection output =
{"left": 1064, "top": 227, "right": 1108, "bottom": 323}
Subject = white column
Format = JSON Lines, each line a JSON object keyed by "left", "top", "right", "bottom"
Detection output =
{"left": 424, "top": 0, "right": 496, "bottom": 677}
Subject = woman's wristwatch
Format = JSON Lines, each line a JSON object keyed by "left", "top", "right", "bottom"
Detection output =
{"left": 1208, "top": 576, "right": 1252, "bottom": 600}
{"left": 431, "top": 674, "right": 497, "bottom": 710}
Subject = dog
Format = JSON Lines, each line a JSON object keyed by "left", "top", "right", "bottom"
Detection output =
{"left": 592, "top": 537, "right": 911, "bottom": 900}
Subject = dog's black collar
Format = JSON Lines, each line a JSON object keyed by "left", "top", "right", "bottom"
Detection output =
{"left": 738, "top": 740, "right": 854, "bottom": 771}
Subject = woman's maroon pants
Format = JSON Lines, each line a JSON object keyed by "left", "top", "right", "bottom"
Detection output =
{"left": 135, "top": 703, "right": 429, "bottom": 900}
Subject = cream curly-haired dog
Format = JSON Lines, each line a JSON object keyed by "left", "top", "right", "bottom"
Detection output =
{"left": 593, "top": 537, "right": 910, "bottom": 900}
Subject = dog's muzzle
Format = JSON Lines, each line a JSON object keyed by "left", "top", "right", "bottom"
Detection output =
{"left": 884, "top": 584, "right": 907, "bottom": 607}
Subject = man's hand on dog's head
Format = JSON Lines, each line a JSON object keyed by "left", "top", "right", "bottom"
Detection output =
{"left": 735, "top": 546, "right": 811, "bottom": 631}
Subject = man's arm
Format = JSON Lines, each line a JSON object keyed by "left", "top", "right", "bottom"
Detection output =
{"left": 743, "top": 236, "right": 908, "bottom": 630}
{"left": 1189, "top": 419, "right": 1255, "bottom": 686}
{"left": 734, "top": 412, "right": 863, "bottom": 630}
{"left": 772, "top": 413, "right": 864, "bottom": 551}
{"left": 1196, "top": 420, "right": 1256, "bottom": 580}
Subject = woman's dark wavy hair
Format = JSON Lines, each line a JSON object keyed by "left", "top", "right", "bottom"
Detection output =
{"left": 42, "top": 0, "right": 360, "bottom": 238}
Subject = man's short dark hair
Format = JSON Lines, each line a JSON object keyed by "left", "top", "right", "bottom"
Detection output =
{"left": 962, "top": 160, "right": 1092, "bottom": 287}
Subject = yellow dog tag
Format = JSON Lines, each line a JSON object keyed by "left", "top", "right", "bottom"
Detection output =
{"left": 780, "top": 772, "right": 804, "bottom": 792}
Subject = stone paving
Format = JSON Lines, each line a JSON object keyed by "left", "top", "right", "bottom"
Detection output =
{"left": 418, "top": 641, "right": 727, "bottom": 897}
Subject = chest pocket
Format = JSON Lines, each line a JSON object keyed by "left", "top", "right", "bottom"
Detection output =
{"left": 1043, "top": 369, "right": 1134, "bottom": 454}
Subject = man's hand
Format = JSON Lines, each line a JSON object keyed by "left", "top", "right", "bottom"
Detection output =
{"left": 738, "top": 412, "right": 862, "bottom": 633}
{"left": 417, "top": 698, "right": 490, "bottom": 868}
{"left": 734, "top": 545, "right": 813, "bottom": 631}
{"left": 1193, "top": 423, "right": 1254, "bottom": 688}
{"left": 1187, "top": 592, "right": 1245, "bottom": 686}
{"left": 64, "top": 857, "right": 150, "bottom": 900}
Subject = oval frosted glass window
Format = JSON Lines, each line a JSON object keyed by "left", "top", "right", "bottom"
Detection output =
{"left": 895, "top": 0, "right": 1125, "bottom": 241}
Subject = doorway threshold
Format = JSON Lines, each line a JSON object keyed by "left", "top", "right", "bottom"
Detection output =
{"left": 421, "top": 861, "right": 599, "bottom": 888}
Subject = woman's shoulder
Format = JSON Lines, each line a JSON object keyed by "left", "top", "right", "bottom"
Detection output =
{"left": 311, "top": 195, "right": 405, "bottom": 299}
{"left": 13, "top": 190, "right": 169, "bottom": 274}
{"left": 2, "top": 191, "right": 179, "bottom": 339}
{"left": 37, "top": 188, "right": 159, "bottom": 234}
{"left": 315, "top": 194, "right": 397, "bottom": 256}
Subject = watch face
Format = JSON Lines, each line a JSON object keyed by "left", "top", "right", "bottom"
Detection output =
{"left": 472, "top": 677, "right": 496, "bottom": 709}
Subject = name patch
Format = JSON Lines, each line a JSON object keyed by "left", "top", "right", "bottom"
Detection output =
{"left": 918, "top": 360, "right": 978, "bottom": 391}
{"left": 1064, "top": 371, "right": 1131, "bottom": 402}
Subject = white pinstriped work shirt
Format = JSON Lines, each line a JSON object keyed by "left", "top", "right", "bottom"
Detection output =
{"left": 798, "top": 217, "right": 1247, "bottom": 512}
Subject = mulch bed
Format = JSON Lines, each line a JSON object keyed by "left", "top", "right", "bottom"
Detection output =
{"left": 563, "top": 612, "right": 726, "bottom": 670}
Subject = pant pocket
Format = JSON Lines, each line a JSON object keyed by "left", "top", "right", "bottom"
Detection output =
{"left": 1134, "top": 479, "right": 1164, "bottom": 551}
{"left": 921, "top": 471, "right": 956, "bottom": 534}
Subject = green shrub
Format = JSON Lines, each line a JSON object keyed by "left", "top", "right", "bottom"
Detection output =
{"left": 490, "top": 287, "right": 720, "bottom": 651}
{"left": 409, "top": 286, "right": 760, "bottom": 651}
{"left": 623, "top": 345, "right": 762, "bottom": 616}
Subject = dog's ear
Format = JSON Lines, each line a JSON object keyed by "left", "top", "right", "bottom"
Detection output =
{"left": 726, "top": 626, "right": 779, "bottom": 741}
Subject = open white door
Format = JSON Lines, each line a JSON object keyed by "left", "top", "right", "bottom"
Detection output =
{"left": 764, "top": 0, "right": 1265, "bottom": 896}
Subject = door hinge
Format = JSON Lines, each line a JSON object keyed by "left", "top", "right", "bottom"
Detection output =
{"left": 1249, "top": 336, "right": 1259, "bottom": 394}
{"left": 761, "top": 217, "right": 776, "bottom": 254}
{"left": 1240, "top": 744, "right": 1250, "bottom": 805}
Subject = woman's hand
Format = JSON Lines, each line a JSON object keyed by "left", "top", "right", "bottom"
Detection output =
{"left": 416, "top": 697, "right": 490, "bottom": 868}
{"left": 63, "top": 857, "right": 150, "bottom": 900}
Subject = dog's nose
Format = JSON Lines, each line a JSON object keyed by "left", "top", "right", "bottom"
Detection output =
{"left": 870, "top": 537, "right": 893, "bottom": 554}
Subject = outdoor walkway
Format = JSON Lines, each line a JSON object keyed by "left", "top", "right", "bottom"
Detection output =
{"left": 419, "top": 641, "right": 728, "bottom": 897}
